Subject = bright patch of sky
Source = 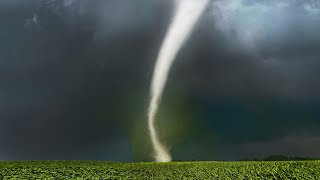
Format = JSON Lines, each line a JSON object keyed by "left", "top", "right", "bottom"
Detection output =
{"left": 212, "top": 0, "right": 320, "bottom": 52}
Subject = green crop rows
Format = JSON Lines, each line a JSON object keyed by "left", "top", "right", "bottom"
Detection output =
{"left": 0, "top": 161, "right": 319, "bottom": 179}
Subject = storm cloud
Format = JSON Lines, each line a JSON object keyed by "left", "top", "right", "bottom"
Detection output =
{"left": 0, "top": 0, "right": 320, "bottom": 161}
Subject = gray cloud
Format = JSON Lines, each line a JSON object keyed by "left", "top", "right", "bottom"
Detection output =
{"left": 170, "top": 0, "right": 320, "bottom": 100}
{"left": 0, "top": 0, "right": 320, "bottom": 161}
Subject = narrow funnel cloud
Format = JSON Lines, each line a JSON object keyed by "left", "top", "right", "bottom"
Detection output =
{"left": 148, "top": 0, "right": 209, "bottom": 162}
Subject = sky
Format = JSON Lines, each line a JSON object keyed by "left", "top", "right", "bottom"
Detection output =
{"left": 1, "top": 0, "right": 320, "bottom": 161}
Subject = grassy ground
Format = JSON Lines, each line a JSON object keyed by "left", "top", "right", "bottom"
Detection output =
{"left": 0, "top": 160, "right": 319, "bottom": 179}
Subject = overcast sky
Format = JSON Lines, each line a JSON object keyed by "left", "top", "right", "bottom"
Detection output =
{"left": 1, "top": 0, "right": 320, "bottom": 161}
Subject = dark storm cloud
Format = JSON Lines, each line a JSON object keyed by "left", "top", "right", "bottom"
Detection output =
{"left": 168, "top": 0, "right": 320, "bottom": 159}
{"left": 1, "top": 0, "right": 320, "bottom": 161}
{"left": 164, "top": 0, "right": 320, "bottom": 101}
{"left": 200, "top": 0, "right": 320, "bottom": 99}
{"left": 0, "top": 0, "right": 174, "bottom": 161}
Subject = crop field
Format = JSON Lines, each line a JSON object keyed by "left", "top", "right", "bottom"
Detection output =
{"left": 0, "top": 160, "right": 319, "bottom": 179}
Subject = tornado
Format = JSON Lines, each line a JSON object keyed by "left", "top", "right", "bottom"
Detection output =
{"left": 148, "top": 0, "right": 209, "bottom": 162}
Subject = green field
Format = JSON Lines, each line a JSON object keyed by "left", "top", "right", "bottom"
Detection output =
{"left": 0, "top": 161, "right": 319, "bottom": 179}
